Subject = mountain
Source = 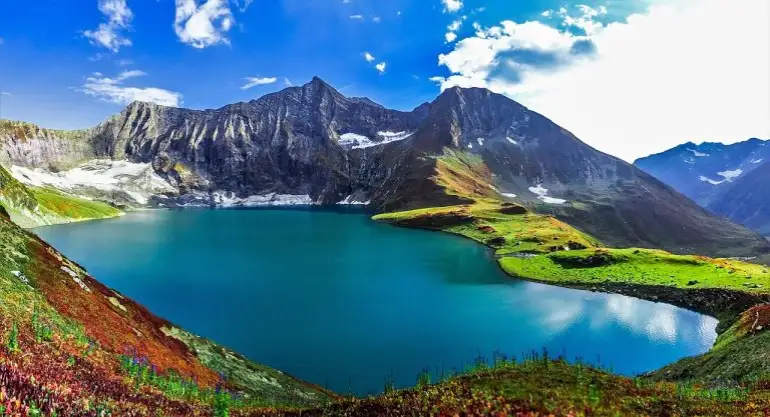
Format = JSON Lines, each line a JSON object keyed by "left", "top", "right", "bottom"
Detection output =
{"left": 398, "top": 87, "right": 770, "bottom": 257}
{"left": 1, "top": 78, "right": 768, "bottom": 257}
{"left": 708, "top": 160, "right": 770, "bottom": 236}
{"left": 634, "top": 138, "right": 770, "bottom": 206}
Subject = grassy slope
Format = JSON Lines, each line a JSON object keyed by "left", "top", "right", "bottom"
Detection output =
{"left": 30, "top": 186, "right": 122, "bottom": 223}
{"left": 0, "top": 209, "right": 331, "bottom": 415}
{"left": 0, "top": 164, "right": 122, "bottom": 227}
{"left": 298, "top": 357, "right": 770, "bottom": 416}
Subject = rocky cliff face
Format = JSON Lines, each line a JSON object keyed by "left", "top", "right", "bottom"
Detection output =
{"left": 83, "top": 77, "right": 428, "bottom": 204}
{"left": 0, "top": 120, "right": 96, "bottom": 169}
{"left": 1, "top": 78, "right": 768, "bottom": 256}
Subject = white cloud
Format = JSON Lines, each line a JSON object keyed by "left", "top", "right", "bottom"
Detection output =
{"left": 372, "top": 16, "right": 381, "bottom": 23}
{"left": 434, "top": 0, "right": 770, "bottom": 161}
{"left": 80, "top": 71, "right": 182, "bottom": 107}
{"left": 349, "top": 14, "right": 364, "bottom": 20}
{"left": 83, "top": 0, "right": 133, "bottom": 52}
{"left": 375, "top": 62, "right": 387, "bottom": 73}
{"left": 442, "top": 0, "right": 463, "bottom": 13}
{"left": 117, "top": 70, "right": 147, "bottom": 80}
{"left": 445, "top": 18, "right": 464, "bottom": 43}
{"left": 241, "top": 76, "right": 278, "bottom": 89}
{"left": 560, "top": 4, "right": 608, "bottom": 35}
{"left": 363, "top": 52, "right": 376, "bottom": 62}
{"left": 174, "top": 0, "right": 234, "bottom": 48}
{"left": 1, "top": 92, "right": 11, "bottom": 97}
{"left": 116, "top": 59, "right": 133, "bottom": 66}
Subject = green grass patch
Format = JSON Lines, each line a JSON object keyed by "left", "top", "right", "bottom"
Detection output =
{"left": 499, "top": 248, "right": 770, "bottom": 294}
{"left": 374, "top": 201, "right": 599, "bottom": 255}
{"left": 31, "top": 187, "right": 122, "bottom": 221}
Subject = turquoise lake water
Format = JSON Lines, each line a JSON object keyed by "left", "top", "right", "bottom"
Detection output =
{"left": 35, "top": 208, "right": 718, "bottom": 395}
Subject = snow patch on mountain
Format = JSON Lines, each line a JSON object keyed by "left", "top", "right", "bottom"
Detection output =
{"left": 338, "top": 133, "right": 372, "bottom": 148}
{"left": 687, "top": 149, "right": 709, "bottom": 157}
{"left": 528, "top": 184, "right": 567, "bottom": 205}
{"left": 477, "top": 138, "right": 484, "bottom": 146}
{"left": 699, "top": 176, "right": 724, "bottom": 185}
{"left": 718, "top": 169, "right": 743, "bottom": 182}
{"left": 338, "top": 131, "right": 414, "bottom": 150}
{"left": 506, "top": 137, "right": 518, "bottom": 145}
{"left": 11, "top": 160, "right": 176, "bottom": 205}
{"left": 211, "top": 192, "right": 314, "bottom": 207}
{"left": 336, "top": 194, "right": 370, "bottom": 205}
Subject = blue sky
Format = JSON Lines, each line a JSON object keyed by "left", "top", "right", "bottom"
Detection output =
{"left": 0, "top": 0, "right": 614, "bottom": 128}
{"left": 0, "top": 0, "right": 768, "bottom": 160}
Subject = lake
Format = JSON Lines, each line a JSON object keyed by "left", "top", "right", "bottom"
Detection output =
{"left": 35, "top": 208, "right": 717, "bottom": 395}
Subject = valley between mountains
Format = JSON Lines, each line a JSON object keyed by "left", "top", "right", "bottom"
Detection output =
{"left": 2, "top": 78, "right": 770, "bottom": 416}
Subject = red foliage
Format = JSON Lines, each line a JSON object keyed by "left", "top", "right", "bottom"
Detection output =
{"left": 25, "top": 237, "right": 219, "bottom": 387}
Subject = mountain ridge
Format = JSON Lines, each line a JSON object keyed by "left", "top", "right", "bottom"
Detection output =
{"left": 1, "top": 78, "right": 768, "bottom": 256}
{"left": 635, "top": 137, "right": 770, "bottom": 236}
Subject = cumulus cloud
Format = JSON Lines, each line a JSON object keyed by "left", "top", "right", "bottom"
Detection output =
{"left": 241, "top": 76, "right": 277, "bottom": 89}
{"left": 442, "top": 0, "right": 463, "bottom": 13}
{"left": 174, "top": 0, "right": 234, "bottom": 48}
{"left": 445, "top": 18, "right": 464, "bottom": 43}
{"left": 434, "top": 0, "right": 770, "bottom": 161}
{"left": 83, "top": 0, "right": 133, "bottom": 52}
{"left": 363, "top": 51, "right": 376, "bottom": 62}
{"left": 375, "top": 62, "right": 387, "bottom": 73}
{"left": 80, "top": 70, "right": 182, "bottom": 107}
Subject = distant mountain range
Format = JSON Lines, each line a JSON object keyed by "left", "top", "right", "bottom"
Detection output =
{"left": 635, "top": 138, "right": 770, "bottom": 236}
{"left": 1, "top": 77, "right": 767, "bottom": 257}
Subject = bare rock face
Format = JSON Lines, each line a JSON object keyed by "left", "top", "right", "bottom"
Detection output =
{"left": 1, "top": 78, "right": 768, "bottom": 257}
{"left": 82, "top": 77, "right": 428, "bottom": 203}
{"left": 0, "top": 121, "right": 96, "bottom": 169}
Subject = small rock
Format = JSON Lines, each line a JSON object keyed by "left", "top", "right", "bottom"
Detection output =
{"left": 687, "top": 280, "right": 699, "bottom": 286}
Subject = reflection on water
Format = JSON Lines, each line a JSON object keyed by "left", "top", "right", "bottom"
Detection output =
{"left": 523, "top": 284, "right": 717, "bottom": 345}
{"left": 36, "top": 209, "right": 718, "bottom": 395}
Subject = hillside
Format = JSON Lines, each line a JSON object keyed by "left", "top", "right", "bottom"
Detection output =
{"left": 0, "top": 170, "right": 332, "bottom": 415}
{"left": 0, "top": 163, "right": 121, "bottom": 227}
{"left": 2, "top": 79, "right": 768, "bottom": 257}
{"left": 707, "top": 160, "right": 770, "bottom": 236}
